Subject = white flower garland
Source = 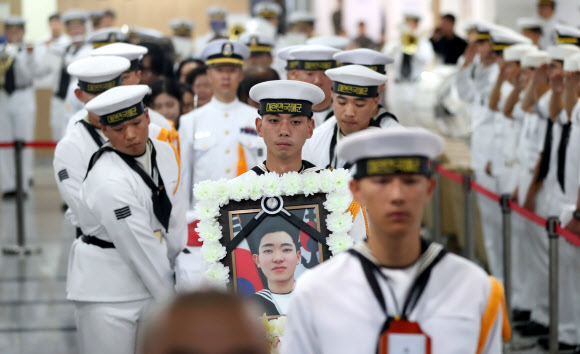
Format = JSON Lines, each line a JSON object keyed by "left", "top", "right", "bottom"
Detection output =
{"left": 193, "top": 170, "right": 355, "bottom": 285}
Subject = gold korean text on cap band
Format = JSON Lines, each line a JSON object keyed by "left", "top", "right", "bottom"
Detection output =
{"left": 292, "top": 60, "right": 337, "bottom": 70}
{"left": 353, "top": 156, "right": 431, "bottom": 179}
{"left": 259, "top": 99, "right": 313, "bottom": 117}
{"left": 78, "top": 75, "right": 123, "bottom": 94}
{"left": 99, "top": 101, "right": 146, "bottom": 126}
{"left": 340, "top": 62, "right": 386, "bottom": 74}
{"left": 332, "top": 81, "right": 379, "bottom": 98}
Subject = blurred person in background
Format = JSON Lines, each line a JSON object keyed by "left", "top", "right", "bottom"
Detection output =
{"left": 147, "top": 78, "right": 183, "bottom": 129}
{"left": 353, "top": 21, "right": 377, "bottom": 50}
{"left": 238, "top": 65, "right": 280, "bottom": 108}
{"left": 430, "top": 13, "right": 467, "bottom": 65}
{"left": 176, "top": 58, "right": 204, "bottom": 84}
{"left": 139, "top": 41, "right": 173, "bottom": 86}
{"left": 185, "top": 66, "right": 212, "bottom": 109}
{"left": 179, "top": 83, "right": 194, "bottom": 115}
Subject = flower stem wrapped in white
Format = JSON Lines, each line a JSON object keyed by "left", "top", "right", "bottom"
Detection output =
{"left": 327, "top": 231, "right": 354, "bottom": 254}
{"left": 201, "top": 241, "right": 227, "bottom": 262}
{"left": 323, "top": 191, "right": 352, "bottom": 213}
{"left": 326, "top": 211, "right": 353, "bottom": 234}
{"left": 205, "top": 262, "right": 230, "bottom": 285}
{"left": 302, "top": 173, "right": 321, "bottom": 196}
{"left": 280, "top": 171, "right": 302, "bottom": 196}
{"left": 262, "top": 172, "right": 282, "bottom": 197}
{"left": 195, "top": 219, "right": 223, "bottom": 243}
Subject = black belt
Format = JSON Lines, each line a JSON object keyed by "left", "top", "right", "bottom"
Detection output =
{"left": 81, "top": 235, "right": 115, "bottom": 249}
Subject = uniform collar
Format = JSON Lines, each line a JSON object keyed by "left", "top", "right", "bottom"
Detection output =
{"left": 209, "top": 96, "right": 242, "bottom": 111}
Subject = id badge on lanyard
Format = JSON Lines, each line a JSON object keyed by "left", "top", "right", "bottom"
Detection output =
{"left": 348, "top": 244, "right": 445, "bottom": 354}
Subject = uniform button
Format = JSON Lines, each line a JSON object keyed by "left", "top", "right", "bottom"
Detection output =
{"left": 226, "top": 168, "right": 231, "bottom": 173}
{"left": 202, "top": 144, "right": 207, "bottom": 149}
{"left": 225, "top": 130, "right": 229, "bottom": 135}
{"left": 224, "top": 113, "right": 229, "bottom": 118}
{"left": 225, "top": 149, "right": 230, "bottom": 154}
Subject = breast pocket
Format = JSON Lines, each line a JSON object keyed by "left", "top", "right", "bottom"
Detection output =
{"left": 239, "top": 133, "right": 266, "bottom": 166}
{"left": 193, "top": 135, "right": 217, "bottom": 153}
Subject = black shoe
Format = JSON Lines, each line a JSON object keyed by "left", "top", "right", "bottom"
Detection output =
{"left": 537, "top": 337, "right": 579, "bottom": 351}
{"left": 2, "top": 191, "right": 17, "bottom": 200}
{"left": 512, "top": 309, "right": 531, "bottom": 322}
{"left": 516, "top": 321, "right": 549, "bottom": 337}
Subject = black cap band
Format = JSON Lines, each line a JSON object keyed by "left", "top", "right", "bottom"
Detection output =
{"left": 341, "top": 62, "right": 386, "bottom": 74}
{"left": 99, "top": 101, "right": 146, "bottom": 126}
{"left": 332, "top": 81, "right": 378, "bottom": 98}
{"left": 353, "top": 156, "right": 431, "bottom": 179}
{"left": 258, "top": 99, "right": 313, "bottom": 117}
{"left": 287, "top": 60, "right": 337, "bottom": 71}
{"left": 78, "top": 75, "right": 123, "bottom": 94}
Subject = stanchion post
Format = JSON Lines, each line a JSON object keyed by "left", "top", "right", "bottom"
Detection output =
{"left": 431, "top": 163, "right": 442, "bottom": 244}
{"left": 546, "top": 217, "right": 559, "bottom": 354}
{"left": 499, "top": 194, "right": 512, "bottom": 330}
{"left": 2, "top": 140, "right": 41, "bottom": 256}
{"left": 463, "top": 173, "right": 475, "bottom": 261}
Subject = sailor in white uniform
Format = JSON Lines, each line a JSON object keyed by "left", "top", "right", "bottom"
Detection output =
{"left": 253, "top": 1, "right": 282, "bottom": 30}
{"left": 239, "top": 32, "right": 276, "bottom": 68}
{"left": 71, "top": 85, "right": 186, "bottom": 354}
{"left": 333, "top": 48, "right": 396, "bottom": 122}
{"left": 170, "top": 19, "right": 195, "bottom": 62}
{"left": 517, "top": 17, "right": 544, "bottom": 47}
{"left": 521, "top": 44, "right": 580, "bottom": 346}
{"left": 282, "top": 127, "right": 510, "bottom": 354}
{"left": 193, "top": 7, "right": 228, "bottom": 58}
{"left": 537, "top": 0, "right": 558, "bottom": 50}
{"left": 280, "top": 45, "right": 339, "bottom": 127}
{"left": 51, "top": 10, "right": 92, "bottom": 141}
{"left": 303, "top": 64, "right": 399, "bottom": 169}
{"left": 54, "top": 55, "right": 129, "bottom": 233}
{"left": 0, "top": 16, "right": 48, "bottom": 198}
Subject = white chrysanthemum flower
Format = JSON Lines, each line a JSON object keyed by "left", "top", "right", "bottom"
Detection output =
{"left": 248, "top": 179, "right": 263, "bottom": 200}
{"left": 331, "top": 168, "right": 351, "bottom": 192}
{"left": 302, "top": 173, "right": 321, "bottom": 196}
{"left": 195, "top": 201, "right": 220, "bottom": 220}
{"left": 205, "top": 262, "right": 230, "bottom": 284}
{"left": 318, "top": 169, "right": 335, "bottom": 193}
{"left": 193, "top": 180, "right": 216, "bottom": 201}
{"left": 327, "top": 232, "right": 354, "bottom": 254}
{"left": 280, "top": 172, "right": 302, "bottom": 196}
{"left": 323, "top": 191, "right": 352, "bottom": 213}
{"left": 213, "top": 179, "right": 230, "bottom": 206}
{"left": 262, "top": 172, "right": 281, "bottom": 197}
{"left": 196, "top": 220, "right": 222, "bottom": 242}
{"left": 201, "top": 241, "right": 227, "bottom": 262}
{"left": 228, "top": 177, "right": 251, "bottom": 201}
{"left": 326, "top": 211, "right": 353, "bottom": 233}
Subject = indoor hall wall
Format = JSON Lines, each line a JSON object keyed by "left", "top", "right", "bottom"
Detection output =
{"left": 57, "top": 0, "right": 250, "bottom": 37}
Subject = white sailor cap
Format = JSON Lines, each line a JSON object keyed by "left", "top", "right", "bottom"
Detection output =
{"left": 88, "top": 27, "right": 126, "bottom": 48}
{"left": 306, "top": 35, "right": 351, "bottom": 50}
{"left": 170, "top": 19, "right": 195, "bottom": 34}
{"left": 403, "top": 9, "right": 422, "bottom": 21}
{"left": 207, "top": 7, "right": 228, "bottom": 21}
{"left": 472, "top": 21, "right": 498, "bottom": 41}
{"left": 547, "top": 44, "right": 580, "bottom": 61}
{"left": 334, "top": 48, "right": 394, "bottom": 74}
{"left": 563, "top": 53, "right": 580, "bottom": 72}
{"left": 503, "top": 44, "right": 538, "bottom": 62}
{"left": 521, "top": 50, "right": 550, "bottom": 68}
{"left": 517, "top": 17, "right": 543, "bottom": 31}
{"left": 86, "top": 85, "right": 149, "bottom": 126}
{"left": 67, "top": 56, "right": 130, "bottom": 94}
{"left": 89, "top": 10, "right": 105, "bottom": 20}
{"left": 326, "top": 65, "right": 388, "bottom": 98}
{"left": 490, "top": 27, "right": 532, "bottom": 52}
{"left": 337, "top": 127, "right": 444, "bottom": 179}
{"left": 253, "top": 1, "right": 282, "bottom": 19}
{"left": 127, "top": 26, "right": 164, "bottom": 39}
{"left": 3, "top": 16, "right": 25, "bottom": 27}
{"left": 537, "top": 0, "right": 556, "bottom": 6}
{"left": 91, "top": 43, "right": 148, "bottom": 71}
{"left": 201, "top": 39, "right": 250, "bottom": 66}
{"left": 61, "top": 10, "right": 88, "bottom": 24}
{"left": 288, "top": 11, "right": 316, "bottom": 25}
{"left": 250, "top": 80, "right": 325, "bottom": 118}
{"left": 285, "top": 45, "right": 340, "bottom": 71}
{"left": 277, "top": 45, "right": 302, "bottom": 60}
{"left": 239, "top": 32, "right": 275, "bottom": 54}
{"left": 554, "top": 24, "right": 580, "bottom": 46}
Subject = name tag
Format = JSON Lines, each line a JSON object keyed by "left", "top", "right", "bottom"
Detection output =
{"left": 379, "top": 320, "right": 431, "bottom": 354}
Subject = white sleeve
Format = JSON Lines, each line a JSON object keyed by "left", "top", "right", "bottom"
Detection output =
{"left": 86, "top": 175, "right": 175, "bottom": 302}
{"left": 53, "top": 139, "right": 85, "bottom": 228}
{"left": 455, "top": 65, "right": 476, "bottom": 103}
{"left": 178, "top": 114, "right": 195, "bottom": 216}
{"left": 281, "top": 281, "right": 320, "bottom": 354}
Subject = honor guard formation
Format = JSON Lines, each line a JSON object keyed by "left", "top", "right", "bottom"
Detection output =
{"left": 0, "top": 0, "right": 580, "bottom": 353}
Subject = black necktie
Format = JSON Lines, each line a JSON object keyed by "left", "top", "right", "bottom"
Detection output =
{"left": 401, "top": 53, "right": 412, "bottom": 80}
{"left": 557, "top": 122, "right": 572, "bottom": 192}
{"left": 4, "top": 59, "right": 15, "bottom": 94}
{"left": 536, "top": 119, "right": 554, "bottom": 183}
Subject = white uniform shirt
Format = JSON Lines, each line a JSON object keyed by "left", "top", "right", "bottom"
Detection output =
{"left": 282, "top": 242, "right": 503, "bottom": 354}
{"left": 179, "top": 97, "right": 266, "bottom": 221}
{"left": 303, "top": 114, "right": 399, "bottom": 169}
{"left": 564, "top": 101, "right": 580, "bottom": 204}
{"left": 311, "top": 104, "right": 333, "bottom": 128}
{"left": 69, "top": 139, "right": 186, "bottom": 302}
{"left": 0, "top": 42, "right": 47, "bottom": 88}
{"left": 386, "top": 37, "right": 434, "bottom": 82}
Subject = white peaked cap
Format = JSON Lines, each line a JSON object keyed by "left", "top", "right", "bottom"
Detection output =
{"left": 521, "top": 50, "right": 550, "bottom": 68}
{"left": 325, "top": 64, "right": 388, "bottom": 86}
{"left": 306, "top": 35, "right": 351, "bottom": 50}
{"left": 547, "top": 44, "right": 580, "bottom": 61}
{"left": 503, "top": 44, "right": 538, "bottom": 62}
{"left": 67, "top": 56, "right": 130, "bottom": 83}
{"left": 91, "top": 42, "right": 148, "bottom": 61}
{"left": 250, "top": 80, "right": 325, "bottom": 106}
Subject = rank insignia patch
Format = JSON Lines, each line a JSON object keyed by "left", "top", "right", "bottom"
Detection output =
{"left": 58, "top": 169, "right": 69, "bottom": 182}
{"left": 114, "top": 206, "right": 132, "bottom": 220}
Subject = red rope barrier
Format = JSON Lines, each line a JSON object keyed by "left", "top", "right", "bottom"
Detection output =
{"left": 436, "top": 164, "right": 580, "bottom": 247}
{"left": 0, "top": 141, "right": 57, "bottom": 149}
